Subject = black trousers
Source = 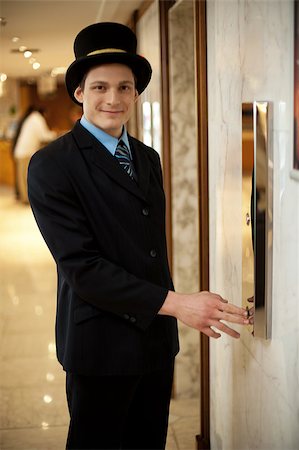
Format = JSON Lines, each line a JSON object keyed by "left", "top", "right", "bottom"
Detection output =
{"left": 65, "top": 361, "right": 174, "bottom": 450}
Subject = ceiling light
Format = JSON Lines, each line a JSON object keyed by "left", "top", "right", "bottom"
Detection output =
{"left": 24, "top": 50, "right": 32, "bottom": 58}
{"left": 0, "top": 73, "right": 7, "bottom": 82}
{"left": 12, "top": 36, "right": 20, "bottom": 43}
{"left": 19, "top": 45, "right": 27, "bottom": 52}
{"left": 33, "top": 62, "right": 40, "bottom": 70}
{"left": 51, "top": 67, "right": 67, "bottom": 77}
{"left": 29, "top": 57, "right": 36, "bottom": 64}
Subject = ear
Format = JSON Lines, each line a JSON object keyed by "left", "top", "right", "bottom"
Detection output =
{"left": 134, "top": 90, "right": 139, "bottom": 103}
{"left": 74, "top": 86, "right": 84, "bottom": 104}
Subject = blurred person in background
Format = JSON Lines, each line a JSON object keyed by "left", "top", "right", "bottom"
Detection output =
{"left": 11, "top": 105, "right": 35, "bottom": 200}
{"left": 13, "top": 106, "right": 56, "bottom": 203}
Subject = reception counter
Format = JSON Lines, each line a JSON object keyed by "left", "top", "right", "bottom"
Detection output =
{"left": 0, "top": 140, "right": 14, "bottom": 186}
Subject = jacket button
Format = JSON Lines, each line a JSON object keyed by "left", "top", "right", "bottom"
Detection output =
{"left": 150, "top": 249, "right": 157, "bottom": 258}
{"left": 142, "top": 207, "right": 149, "bottom": 216}
{"left": 124, "top": 314, "right": 130, "bottom": 320}
{"left": 130, "top": 317, "right": 136, "bottom": 323}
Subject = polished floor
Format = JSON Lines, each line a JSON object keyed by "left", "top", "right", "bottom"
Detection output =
{"left": 0, "top": 186, "right": 199, "bottom": 450}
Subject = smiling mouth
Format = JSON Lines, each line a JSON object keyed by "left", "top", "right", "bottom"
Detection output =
{"left": 101, "top": 110, "right": 123, "bottom": 114}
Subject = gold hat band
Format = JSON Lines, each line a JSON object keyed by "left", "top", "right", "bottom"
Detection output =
{"left": 87, "top": 48, "right": 127, "bottom": 56}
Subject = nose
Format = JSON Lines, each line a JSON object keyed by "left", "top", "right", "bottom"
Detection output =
{"left": 105, "top": 88, "right": 121, "bottom": 105}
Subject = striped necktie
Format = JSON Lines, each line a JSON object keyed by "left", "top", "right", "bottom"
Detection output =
{"left": 115, "top": 140, "right": 137, "bottom": 180}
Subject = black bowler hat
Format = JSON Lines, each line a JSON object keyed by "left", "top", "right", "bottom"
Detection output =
{"left": 65, "top": 22, "right": 152, "bottom": 104}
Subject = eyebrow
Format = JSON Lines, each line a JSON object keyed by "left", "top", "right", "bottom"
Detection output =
{"left": 89, "top": 80, "right": 135, "bottom": 86}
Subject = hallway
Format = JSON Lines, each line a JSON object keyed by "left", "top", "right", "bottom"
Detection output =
{"left": 0, "top": 186, "right": 198, "bottom": 450}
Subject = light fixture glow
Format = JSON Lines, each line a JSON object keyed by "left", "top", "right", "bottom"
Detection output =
{"left": 0, "top": 73, "right": 7, "bottom": 82}
{"left": 51, "top": 66, "right": 67, "bottom": 77}
{"left": 12, "top": 36, "right": 20, "bottom": 43}
{"left": 29, "top": 57, "right": 36, "bottom": 64}
{"left": 48, "top": 342, "right": 56, "bottom": 353}
{"left": 46, "top": 372, "right": 55, "bottom": 382}
{"left": 33, "top": 62, "right": 40, "bottom": 70}
{"left": 43, "top": 395, "right": 53, "bottom": 404}
{"left": 24, "top": 50, "right": 32, "bottom": 58}
{"left": 19, "top": 45, "right": 27, "bottom": 52}
{"left": 48, "top": 341, "right": 56, "bottom": 359}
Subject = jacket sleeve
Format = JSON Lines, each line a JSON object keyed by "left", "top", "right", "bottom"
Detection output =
{"left": 27, "top": 149, "right": 169, "bottom": 331}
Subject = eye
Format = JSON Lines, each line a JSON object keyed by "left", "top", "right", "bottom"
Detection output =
{"left": 120, "top": 85, "right": 132, "bottom": 92}
{"left": 93, "top": 85, "right": 106, "bottom": 91}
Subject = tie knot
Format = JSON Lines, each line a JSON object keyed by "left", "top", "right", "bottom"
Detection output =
{"left": 116, "top": 140, "right": 129, "bottom": 155}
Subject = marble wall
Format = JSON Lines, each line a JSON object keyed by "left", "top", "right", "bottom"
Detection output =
{"left": 135, "top": 0, "right": 201, "bottom": 399}
{"left": 169, "top": 0, "right": 200, "bottom": 398}
{"left": 207, "top": 0, "right": 299, "bottom": 448}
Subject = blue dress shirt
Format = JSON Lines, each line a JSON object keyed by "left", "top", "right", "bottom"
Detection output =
{"left": 80, "top": 116, "right": 132, "bottom": 158}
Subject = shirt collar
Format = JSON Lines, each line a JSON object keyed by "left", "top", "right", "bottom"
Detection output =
{"left": 80, "top": 115, "right": 131, "bottom": 156}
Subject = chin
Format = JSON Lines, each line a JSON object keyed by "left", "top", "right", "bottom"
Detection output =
{"left": 104, "top": 122, "right": 122, "bottom": 131}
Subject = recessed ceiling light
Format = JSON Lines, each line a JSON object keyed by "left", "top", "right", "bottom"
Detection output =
{"left": 0, "top": 73, "right": 7, "bottom": 82}
{"left": 19, "top": 45, "right": 27, "bottom": 52}
{"left": 51, "top": 67, "right": 67, "bottom": 77}
{"left": 24, "top": 50, "right": 32, "bottom": 58}
{"left": 29, "top": 57, "right": 36, "bottom": 64}
{"left": 12, "top": 36, "right": 20, "bottom": 43}
{"left": 33, "top": 62, "right": 40, "bottom": 70}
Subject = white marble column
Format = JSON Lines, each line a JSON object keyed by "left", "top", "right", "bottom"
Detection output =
{"left": 207, "top": 1, "right": 299, "bottom": 448}
{"left": 169, "top": 0, "right": 200, "bottom": 398}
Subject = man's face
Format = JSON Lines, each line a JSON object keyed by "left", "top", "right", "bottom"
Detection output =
{"left": 74, "top": 63, "right": 138, "bottom": 138}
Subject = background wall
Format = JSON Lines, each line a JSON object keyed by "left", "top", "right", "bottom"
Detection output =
{"left": 136, "top": 0, "right": 162, "bottom": 155}
{"left": 207, "top": 1, "right": 299, "bottom": 449}
{"left": 169, "top": 0, "right": 200, "bottom": 398}
{"left": 136, "top": 0, "right": 201, "bottom": 399}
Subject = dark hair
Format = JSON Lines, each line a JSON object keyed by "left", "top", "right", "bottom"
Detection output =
{"left": 79, "top": 72, "right": 88, "bottom": 91}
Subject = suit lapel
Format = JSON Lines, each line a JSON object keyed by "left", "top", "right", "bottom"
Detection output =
{"left": 71, "top": 122, "right": 150, "bottom": 202}
{"left": 129, "top": 136, "right": 151, "bottom": 199}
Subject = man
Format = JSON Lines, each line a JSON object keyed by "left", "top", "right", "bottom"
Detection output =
{"left": 28, "top": 22, "right": 249, "bottom": 450}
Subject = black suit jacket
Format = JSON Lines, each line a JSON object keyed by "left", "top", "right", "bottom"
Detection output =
{"left": 28, "top": 122, "right": 179, "bottom": 375}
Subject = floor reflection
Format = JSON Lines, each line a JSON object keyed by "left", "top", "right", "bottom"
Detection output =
{"left": 0, "top": 186, "right": 69, "bottom": 449}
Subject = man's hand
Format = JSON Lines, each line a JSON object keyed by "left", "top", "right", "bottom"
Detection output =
{"left": 159, "top": 291, "right": 249, "bottom": 339}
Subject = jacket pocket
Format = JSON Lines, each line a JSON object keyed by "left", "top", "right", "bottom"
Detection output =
{"left": 74, "top": 303, "right": 102, "bottom": 324}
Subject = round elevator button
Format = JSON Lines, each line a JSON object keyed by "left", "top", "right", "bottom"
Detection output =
{"left": 150, "top": 249, "right": 157, "bottom": 258}
{"left": 142, "top": 208, "right": 149, "bottom": 216}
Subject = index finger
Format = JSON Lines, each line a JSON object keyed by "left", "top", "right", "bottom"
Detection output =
{"left": 218, "top": 301, "right": 248, "bottom": 317}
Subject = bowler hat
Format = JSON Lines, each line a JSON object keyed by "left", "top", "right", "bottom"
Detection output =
{"left": 65, "top": 22, "right": 152, "bottom": 104}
